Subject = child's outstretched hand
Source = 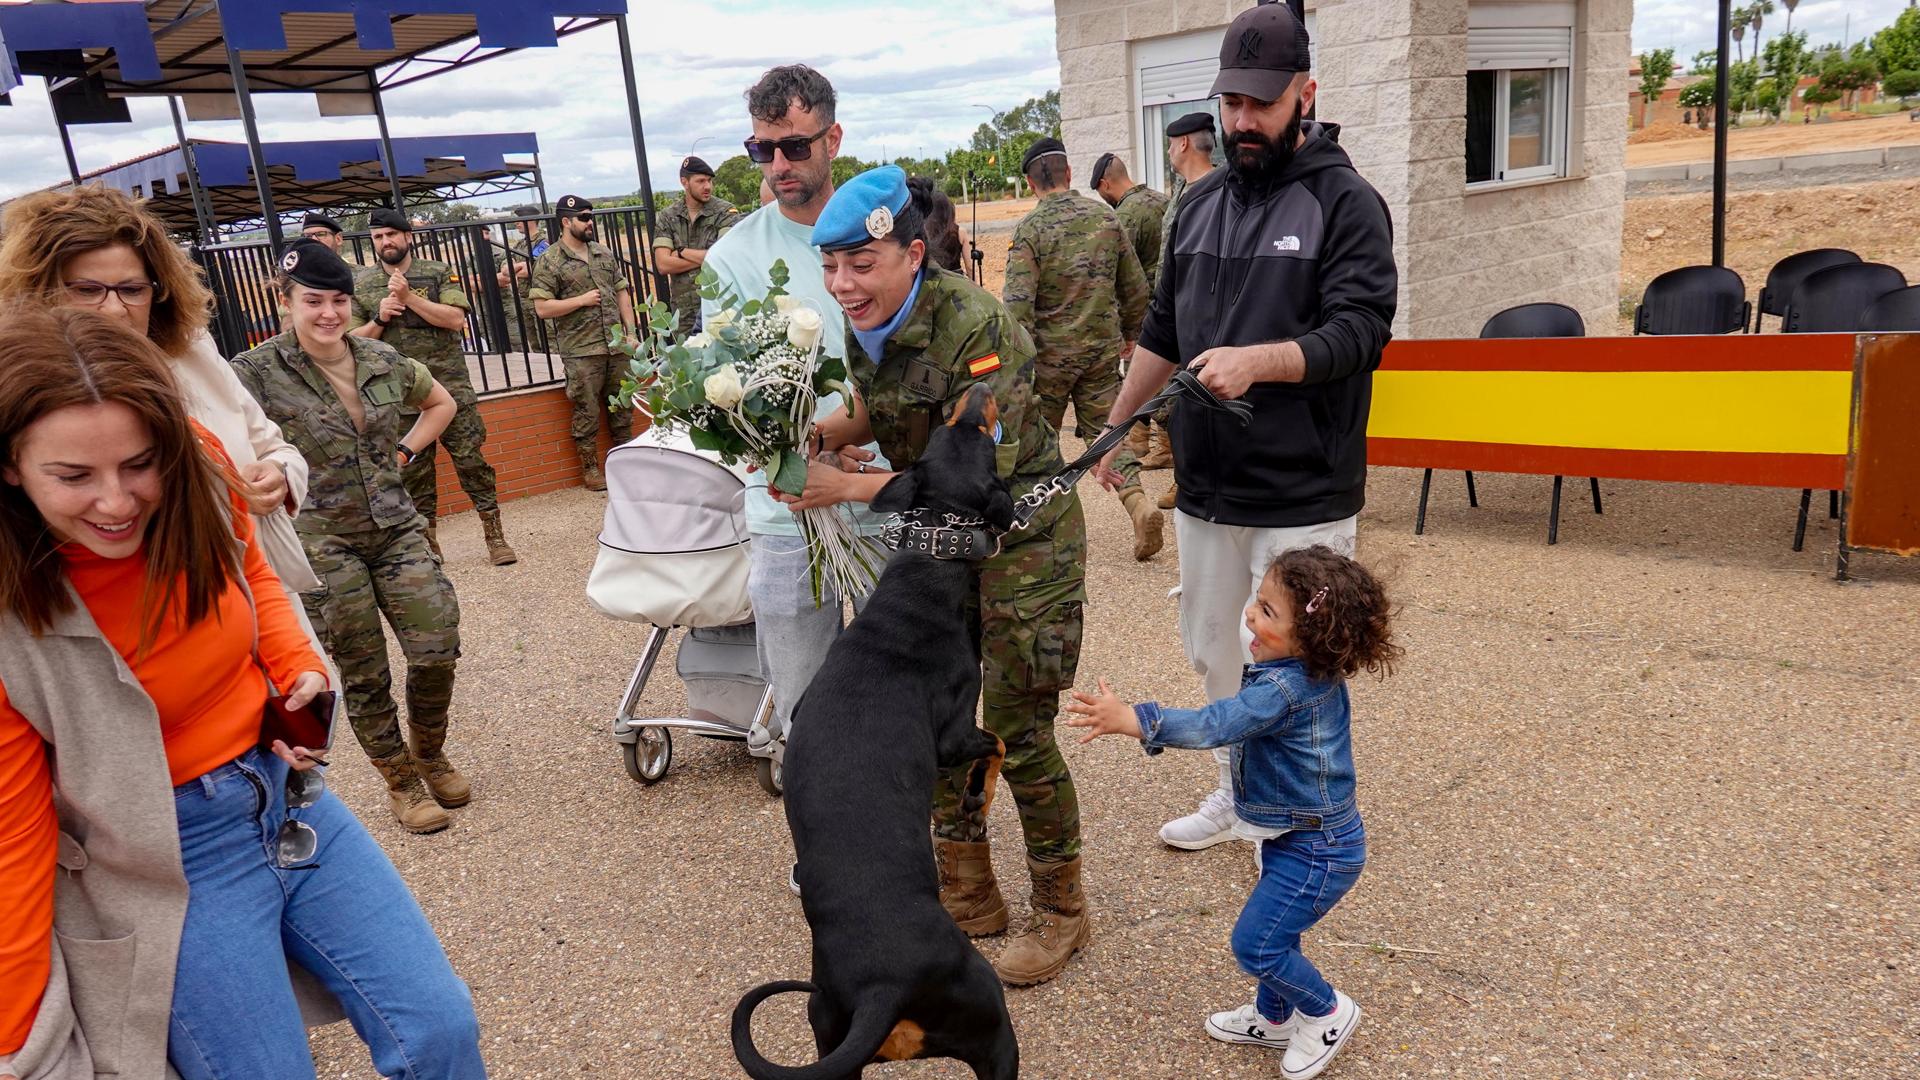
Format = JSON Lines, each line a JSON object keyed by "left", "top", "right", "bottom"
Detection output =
{"left": 1064, "top": 679, "right": 1143, "bottom": 744}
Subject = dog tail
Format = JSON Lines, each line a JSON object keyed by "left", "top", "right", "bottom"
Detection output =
{"left": 731, "top": 980, "right": 901, "bottom": 1080}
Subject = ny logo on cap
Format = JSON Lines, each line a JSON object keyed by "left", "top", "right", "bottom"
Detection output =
{"left": 1237, "top": 28, "right": 1264, "bottom": 63}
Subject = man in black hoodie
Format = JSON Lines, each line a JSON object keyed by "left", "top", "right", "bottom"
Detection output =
{"left": 1095, "top": 4, "right": 1396, "bottom": 859}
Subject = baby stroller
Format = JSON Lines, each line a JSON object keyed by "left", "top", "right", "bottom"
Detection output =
{"left": 587, "top": 429, "right": 783, "bottom": 795}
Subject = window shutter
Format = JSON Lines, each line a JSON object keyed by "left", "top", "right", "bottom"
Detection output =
{"left": 1467, "top": 26, "right": 1574, "bottom": 70}
{"left": 1139, "top": 56, "right": 1218, "bottom": 104}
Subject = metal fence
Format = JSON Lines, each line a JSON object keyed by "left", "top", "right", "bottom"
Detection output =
{"left": 195, "top": 208, "right": 667, "bottom": 396}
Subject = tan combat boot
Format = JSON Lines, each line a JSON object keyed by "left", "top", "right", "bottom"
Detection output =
{"left": 1140, "top": 425, "right": 1174, "bottom": 470}
{"left": 369, "top": 750, "right": 452, "bottom": 833}
{"left": 407, "top": 666, "right": 471, "bottom": 808}
{"left": 478, "top": 508, "right": 518, "bottom": 566}
{"left": 1157, "top": 480, "right": 1179, "bottom": 511}
{"left": 578, "top": 441, "right": 607, "bottom": 492}
{"left": 994, "top": 856, "right": 1090, "bottom": 987}
{"left": 1120, "top": 489, "right": 1165, "bottom": 561}
{"left": 935, "top": 838, "right": 1009, "bottom": 936}
{"left": 1124, "top": 424, "right": 1151, "bottom": 460}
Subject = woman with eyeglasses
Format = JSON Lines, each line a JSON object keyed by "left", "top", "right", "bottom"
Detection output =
{"left": 0, "top": 305, "right": 483, "bottom": 1080}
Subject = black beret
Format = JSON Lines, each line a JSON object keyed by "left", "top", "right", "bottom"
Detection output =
{"left": 512, "top": 204, "right": 540, "bottom": 216}
{"left": 680, "top": 156, "right": 714, "bottom": 177}
{"left": 300, "top": 213, "right": 343, "bottom": 234}
{"left": 1020, "top": 137, "right": 1067, "bottom": 174}
{"left": 1165, "top": 112, "right": 1216, "bottom": 138}
{"left": 1089, "top": 152, "right": 1118, "bottom": 188}
{"left": 279, "top": 239, "right": 356, "bottom": 294}
{"left": 556, "top": 193, "right": 594, "bottom": 215}
{"left": 368, "top": 208, "right": 411, "bottom": 232}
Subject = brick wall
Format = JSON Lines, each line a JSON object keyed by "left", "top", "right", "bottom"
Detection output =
{"left": 433, "top": 385, "right": 643, "bottom": 516}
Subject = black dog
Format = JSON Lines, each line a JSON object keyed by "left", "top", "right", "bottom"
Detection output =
{"left": 731, "top": 383, "right": 1018, "bottom": 1080}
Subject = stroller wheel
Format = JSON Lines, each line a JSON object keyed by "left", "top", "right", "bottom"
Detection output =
{"left": 754, "top": 754, "right": 784, "bottom": 797}
{"left": 623, "top": 726, "right": 672, "bottom": 784}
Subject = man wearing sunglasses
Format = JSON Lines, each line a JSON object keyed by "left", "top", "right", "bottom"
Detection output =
{"left": 530, "top": 193, "right": 636, "bottom": 491}
{"left": 699, "top": 66, "right": 890, "bottom": 887}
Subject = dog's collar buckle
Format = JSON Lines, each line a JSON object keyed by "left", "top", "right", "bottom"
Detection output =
{"left": 882, "top": 511, "right": 1002, "bottom": 562}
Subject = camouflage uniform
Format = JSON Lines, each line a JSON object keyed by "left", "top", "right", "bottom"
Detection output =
{"left": 1112, "top": 183, "right": 1170, "bottom": 296}
{"left": 498, "top": 232, "right": 548, "bottom": 352}
{"left": 849, "top": 268, "right": 1087, "bottom": 864}
{"left": 230, "top": 333, "right": 463, "bottom": 765}
{"left": 528, "top": 239, "right": 635, "bottom": 460}
{"left": 651, "top": 194, "right": 741, "bottom": 338}
{"left": 1151, "top": 172, "right": 1195, "bottom": 428}
{"left": 1002, "top": 191, "right": 1151, "bottom": 496}
{"left": 350, "top": 260, "right": 501, "bottom": 524}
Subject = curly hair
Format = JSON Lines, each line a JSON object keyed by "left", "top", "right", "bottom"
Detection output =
{"left": 1268, "top": 545, "right": 1400, "bottom": 683}
{"left": 0, "top": 186, "right": 213, "bottom": 357}
{"left": 746, "top": 64, "right": 836, "bottom": 126}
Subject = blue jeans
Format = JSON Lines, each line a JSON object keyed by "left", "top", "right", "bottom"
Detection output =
{"left": 168, "top": 748, "right": 485, "bottom": 1079}
{"left": 747, "top": 531, "right": 878, "bottom": 739}
{"left": 1232, "top": 815, "right": 1367, "bottom": 1023}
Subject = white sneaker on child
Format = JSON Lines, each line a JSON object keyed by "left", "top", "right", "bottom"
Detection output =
{"left": 1281, "top": 989, "right": 1361, "bottom": 1079}
{"left": 1159, "top": 788, "right": 1240, "bottom": 850}
{"left": 1205, "top": 1003, "right": 1294, "bottom": 1049}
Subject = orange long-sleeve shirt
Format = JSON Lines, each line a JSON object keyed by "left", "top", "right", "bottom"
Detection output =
{"left": 0, "top": 453, "right": 325, "bottom": 1056}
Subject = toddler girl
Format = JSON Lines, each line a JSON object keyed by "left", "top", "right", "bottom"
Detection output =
{"left": 1066, "top": 544, "right": 1398, "bottom": 1080}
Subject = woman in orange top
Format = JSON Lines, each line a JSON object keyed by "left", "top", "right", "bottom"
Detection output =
{"left": 0, "top": 307, "right": 483, "bottom": 1078}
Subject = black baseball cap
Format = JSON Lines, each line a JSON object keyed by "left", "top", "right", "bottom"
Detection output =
{"left": 300, "top": 213, "right": 343, "bottom": 234}
{"left": 1089, "top": 152, "right": 1119, "bottom": 189}
{"left": 1210, "top": 2, "right": 1313, "bottom": 102}
{"left": 556, "top": 194, "right": 593, "bottom": 216}
{"left": 1020, "top": 136, "right": 1068, "bottom": 174}
{"left": 680, "top": 156, "right": 714, "bottom": 177}
{"left": 1165, "top": 112, "right": 1216, "bottom": 138}
{"left": 279, "top": 239, "right": 356, "bottom": 293}
{"left": 368, "top": 208, "right": 411, "bottom": 232}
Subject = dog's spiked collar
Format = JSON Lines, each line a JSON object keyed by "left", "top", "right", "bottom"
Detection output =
{"left": 882, "top": 509, "right": 1002, "bottom": 561}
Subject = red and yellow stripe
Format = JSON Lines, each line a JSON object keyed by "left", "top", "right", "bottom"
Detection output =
{"left": 968, "top": 353, "right": 1001, "bottom": 377}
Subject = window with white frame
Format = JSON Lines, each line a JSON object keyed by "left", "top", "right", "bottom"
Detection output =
{"left": 1466, "top": 1, "right": 1575, "bottom": 187}
{"left": 1131, "top": 15, "right": 1317, "bottom": 192}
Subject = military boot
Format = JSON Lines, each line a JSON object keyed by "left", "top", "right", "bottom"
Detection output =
{"left": 1157, "top": 480, "right": 1179, "bottom": 511}
{"left": 1124, "top": 423, "right": 1151, "bottom": 460}
{"left": 994, "top": 856, "right": 1090, "bottom": 987}
{"left": 368, "top": 749, "right": 452, "bottom": 833}
{"left": 478, "top": 508, "right": 518, "bottom": 566}
{"left": 935, "top": 838, "right": 1009, "bottom": 937}
{"left": 1140, "top": 425, "right": 1174, "bottom": 470}
{"left": 1121, "top": 489, "right": 1165, "bottom": 561}
{"left": 578, "top": 440, "right": 607, "bottom": 492}
{"left": 406, "top": 665, "right": 470, "bottom": 808}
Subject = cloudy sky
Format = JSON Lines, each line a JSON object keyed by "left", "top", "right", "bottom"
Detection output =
{"left": 0, "top": 0, "right": 1913, "bottom": 204}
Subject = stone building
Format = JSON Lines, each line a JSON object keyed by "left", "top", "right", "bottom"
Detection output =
{"left": 1053, "top": 0, "right": 1632, "bottom": 338}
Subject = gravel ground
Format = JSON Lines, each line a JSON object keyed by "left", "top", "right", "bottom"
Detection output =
{"left": 310, "top": 446, "right": 1920, "bottom": 1079}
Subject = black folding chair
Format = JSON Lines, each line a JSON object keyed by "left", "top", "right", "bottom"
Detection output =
{"left": 1781, "top": 262, "right": 1908, "bottom": 550}
{"left": 1633, "top": 265, "right": 1751, "bottom": 336}
{"left": 1416, "top": 303, "right": 1597, "bottom": 544}
{"left": 1859, "top": 284, "right": 1920, "bottom": 332}
{"left": 1752, "top": 248, "right": 1860, "bottom": 332}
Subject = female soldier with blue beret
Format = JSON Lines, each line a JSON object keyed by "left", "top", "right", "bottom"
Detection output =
{"left": 775, "top": 165, "right": 1092, "bottom": 987}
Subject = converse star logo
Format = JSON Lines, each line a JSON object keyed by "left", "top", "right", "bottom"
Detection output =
{"left": 1237, "top": 28, "right": 1265, "bottom": 63}
{"left": 1245, "top": 1025, "right": 1266, "bottom": 1040}
{"left": 1273, "top": 236, "right": 1301, "bottom": 252}
{"left": 1322, "top": 1027, "right": 1342, "bottom": 1046}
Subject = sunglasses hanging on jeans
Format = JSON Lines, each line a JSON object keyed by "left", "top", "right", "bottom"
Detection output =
{"left": 743, "top": 125, "right": 831, "bottom": 163}
{"left": 276, "top": 767, "right": 325, "bottom": 870}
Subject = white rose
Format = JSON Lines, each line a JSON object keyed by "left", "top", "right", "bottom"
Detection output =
{"left": 773, "top": 293, "right": 801, "bottom": 315}
{"left": 787, "top": 307, "right": 824, "bottom": 351}
{"left": 684, "top": 332, "right": 712, "bottom": 349}
{"left": 703, "top": 364, "right": 745, "bottom": 408}
{"left": 706, "top": 308, "right": 736, "bottom": 333}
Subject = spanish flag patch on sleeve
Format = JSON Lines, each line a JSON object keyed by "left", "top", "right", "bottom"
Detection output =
{"left": 968, "top": 353, "right": 1001, "bottom": 377}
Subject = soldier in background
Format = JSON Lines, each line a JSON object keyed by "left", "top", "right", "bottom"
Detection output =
{"left": 1002, "top": 137, "right": 1163, "bottom": 561}
{"left": 1143, "top": 112, "right": 1221, "bottom": 502}
{"left": 494, "top": 206, "right": 549, "bottom": 352}
{"left": 1090, "top": 153, "right": 1169, "bottom": 295}
{"left": 530, "top": 193, "right": 636, "bottom": 491}
{"left": 300, "top": 212, "right": 346, "bottom": 253}
{"left": 350, "top": 208, "right": 518, "bottom": 566}
{"left": 651, "top": 156, "right": 742, "bottom": 339}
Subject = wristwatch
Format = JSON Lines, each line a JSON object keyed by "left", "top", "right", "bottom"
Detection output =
{"left": 397, "top": 442, "right": 418, "bottom": 465}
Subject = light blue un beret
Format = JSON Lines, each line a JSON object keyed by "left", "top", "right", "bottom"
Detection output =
{"left": 813, "top": 164, "right": 912, "bottom": 252}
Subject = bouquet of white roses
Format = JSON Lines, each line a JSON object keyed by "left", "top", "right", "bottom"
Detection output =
{"left": 612, "top": 259, "right": 880, "bottom": 605}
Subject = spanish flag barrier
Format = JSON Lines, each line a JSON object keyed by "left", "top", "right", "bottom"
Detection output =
{"left": 1367, "top": 333, "right": 1920, "bottom": 572}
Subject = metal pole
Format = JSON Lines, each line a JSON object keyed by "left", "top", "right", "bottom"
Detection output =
{"left": 533, "top": 150, "right": 551, "bottom": 213}
{"left": 168, "top": 96, "right": 217, "bottom": 244}
{"left": 613, "top": 15, "right": 667, "bottom": 301}
{"left": 226, "top": 49, "right": 284, "bottom": 250}
{"left": 1712, "top": 0, "right": 1732, "bottom": 266}
{"left": 368, "top": 73, "right": 408, "bottom": 212}
{"left": 54, "top": 115, "right": 82, "bottom": 186}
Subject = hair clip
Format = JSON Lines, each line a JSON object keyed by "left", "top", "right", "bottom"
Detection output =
{"left": 1304, "top": 585, "right": 1330, "bottom": 614}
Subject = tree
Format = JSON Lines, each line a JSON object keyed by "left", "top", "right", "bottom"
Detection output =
{"left": 969, "top": 91, "right": 1061, "bottom": 154}
{"left": 1802, "top": 83, "right": 1840, "bottom": 117}
{"left": 1755, "top": 78, "right": 1786, "bottom": 119}
{"left": 1638, "top": 48, "right": 1676, "bottom": 126}
{"left": 1872, "top": 6, "right": 1920, "bottom": 80}
{"left": 1884, "top": 69, "right": 1920, "bottom": 104}
{"left": 1690, "top": 48, "right": 1720, "bottom": 76}
{"left": 1782, "top": 0, "right": 1799, "bottom": 36}
{"left": 1747, "top": 1, "right": 1775, "bottom": 65}
{"left": 1819, "top": 55, "right": 1880, "bottom": 110}
{"left": 711, "top": 154, "right": 761, "bottom": 209}
{"left": 1762, "top": 30, "right": 1810, "bottom": 112}
{"left": 1678, "top": 79, "right": 1717, "bottom": 126}
{"left": 1731, "top": 7, "right": 1747, "bottom": 64}
{"left": 1730, "top": 58, "right": 1760, "bottom": 115}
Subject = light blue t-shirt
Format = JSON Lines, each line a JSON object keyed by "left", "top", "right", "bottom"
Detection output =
{"left": 702, "top": 202, "right": 891, "bottom": 537}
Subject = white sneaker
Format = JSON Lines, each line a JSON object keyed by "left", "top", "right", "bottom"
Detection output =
{"left": 1205, "top": 1003, "right": 1294, "bottom": 1049}
{"left": 1282, "top": 990, "right": 1361, "bottom": 1079}
{"left": 788, "top": 863, "right": 802, "bottom": 897}
{"left": 1159, "top": 788, "right": 1240, "bottom": 850}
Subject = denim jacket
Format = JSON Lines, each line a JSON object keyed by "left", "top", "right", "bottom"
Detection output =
{"left": 1136, "top": 657, "right": 1358, "bottom": 831}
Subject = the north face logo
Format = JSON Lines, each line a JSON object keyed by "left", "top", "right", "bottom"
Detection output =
{"left": 1273, "top": 236, "right": 1301, "bottom": 252}
{"left": 1237, "top": 28, "right": 1264, "bottom": 63}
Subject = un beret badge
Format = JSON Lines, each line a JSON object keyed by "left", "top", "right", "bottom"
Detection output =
{"left": 281, "top": 248, "right": 300, "bottom": 272}
{"left": 865, "top": 206, "right": 894, "bottom": 241}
